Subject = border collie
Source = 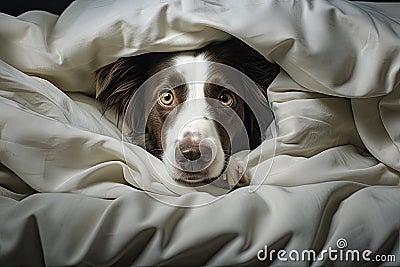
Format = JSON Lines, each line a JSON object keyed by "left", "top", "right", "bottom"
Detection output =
{"left": 95, "top": 38, "right": 279, "bottom": 188}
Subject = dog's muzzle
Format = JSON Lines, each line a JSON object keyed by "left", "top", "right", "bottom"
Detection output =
{"left": 174, "top": 131, "right": 216, "bottom": 173}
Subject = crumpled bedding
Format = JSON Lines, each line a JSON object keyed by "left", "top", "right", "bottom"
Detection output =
{"left": 0, "top": 0, "right": 400, "bottom": 265}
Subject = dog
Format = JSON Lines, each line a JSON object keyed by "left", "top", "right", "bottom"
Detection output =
{"left": 95, "top": 38, "right": 279, "bottom": 188}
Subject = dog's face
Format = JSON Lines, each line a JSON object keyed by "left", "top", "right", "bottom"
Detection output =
{"left": 145, "top": 53, "right": 248, "bottom": 183}
{"left": 95, "top": 39, "right": 279, "bottom": 185}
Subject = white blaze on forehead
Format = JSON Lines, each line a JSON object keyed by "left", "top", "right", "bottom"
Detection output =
{"left": 174, "top": 52, "right": 209, "bottom": 101}
{"left": 172, "top": 53, "right": 210, "bottom": 140}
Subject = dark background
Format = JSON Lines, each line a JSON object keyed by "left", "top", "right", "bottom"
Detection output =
{"left": 0, "top": 0, "right": 74, "bottom": 16}
{"left": 0, "top": 0, "right": 398, "bottom": 16}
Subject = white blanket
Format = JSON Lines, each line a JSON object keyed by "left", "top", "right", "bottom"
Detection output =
{"left": 1, "top": 0, "right": 400, "bottom": 265}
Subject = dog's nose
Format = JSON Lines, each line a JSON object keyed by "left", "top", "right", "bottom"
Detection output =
{"left": 175, "top": 134, "right": 213, "bottom": 172}
{"left": 180, "top": 146, "right": 201, "bottom": 161}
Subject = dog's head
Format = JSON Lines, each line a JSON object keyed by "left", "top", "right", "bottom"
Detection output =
{"left": 95, "top": 39, "right": 279, "bottom": 184}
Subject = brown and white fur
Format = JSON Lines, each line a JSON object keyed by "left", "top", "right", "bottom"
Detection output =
{"left": 95, "top": 38, "right": 279, "bottom": 188}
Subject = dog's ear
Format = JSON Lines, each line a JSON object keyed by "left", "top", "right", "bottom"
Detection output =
{"left": 95, "top": 53, "right": 173, "bottom": 118}
{"left": 95, "top": 57, "right": 146, "bottom": 117}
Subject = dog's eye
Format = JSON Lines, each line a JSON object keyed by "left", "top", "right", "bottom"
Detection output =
{"left": 159, "top": 91, "right": 174, "bottom": 106}
{"left": 218, "top": 92, "right": 234, "bottom": 107}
